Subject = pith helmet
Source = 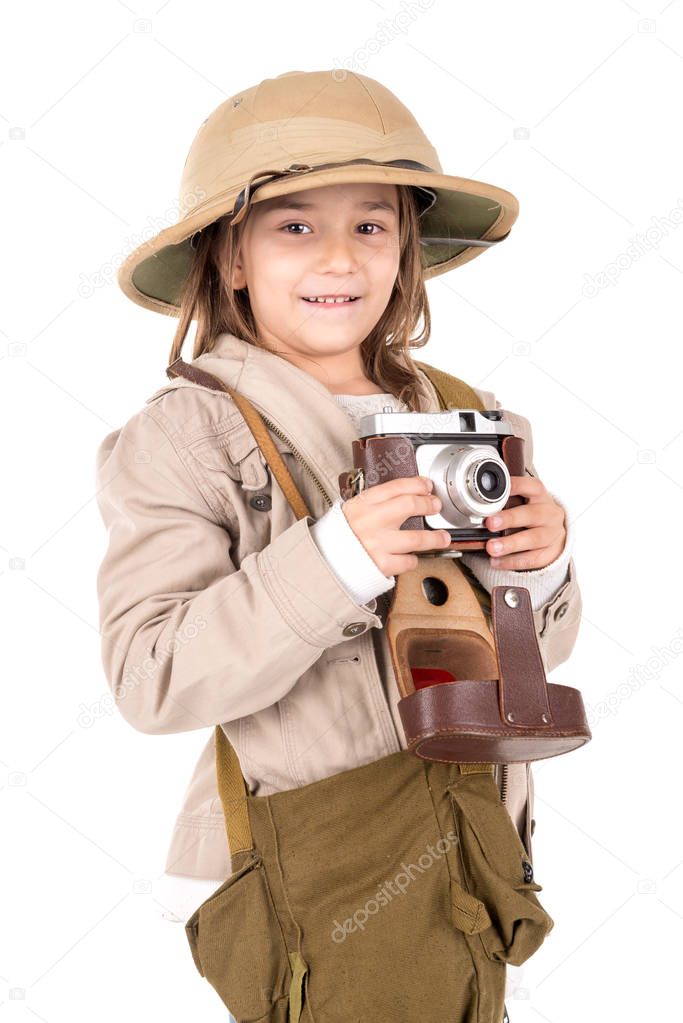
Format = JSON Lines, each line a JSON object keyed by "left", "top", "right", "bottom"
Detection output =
{"left": 118, "top": 68, "right": 519, "bottom": 316}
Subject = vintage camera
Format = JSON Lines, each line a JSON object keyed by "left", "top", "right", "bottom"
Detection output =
{"left": 338, "top": 407, "right": 528, "bottom": 551}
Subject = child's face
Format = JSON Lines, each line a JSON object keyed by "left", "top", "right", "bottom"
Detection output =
{"left": 230, "top": 181, "right": 401, "bottom": 376}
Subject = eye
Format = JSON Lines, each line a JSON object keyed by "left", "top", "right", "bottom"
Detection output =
{"left": 278, "top": 222, "right": 386, "bottom": 235}
{"left": 357, "top": 223, "right": 384, "bottom": 235}
{"left": 281, "top": 222, "right": 311, "bottom": 234}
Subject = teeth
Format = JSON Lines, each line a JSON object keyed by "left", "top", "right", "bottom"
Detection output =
{"left": 303, "top": 296, "right": 357, "bottom": 303}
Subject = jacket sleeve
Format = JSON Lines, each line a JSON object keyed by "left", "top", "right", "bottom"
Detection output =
{"left": 460, "top": 403, "right": 582, "bottom": 676}
{"left": 310, "top": 496, "right": 396, "bottom": 606}
{"left": 459, "top": 492, "right": 573, "bottom": 614}
{"left": 94, "top": 408, "right": 383, "bottom": 736}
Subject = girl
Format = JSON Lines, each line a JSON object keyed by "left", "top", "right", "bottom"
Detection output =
{"left": 96, "top": 69, "right": 581, "bottom": 1018}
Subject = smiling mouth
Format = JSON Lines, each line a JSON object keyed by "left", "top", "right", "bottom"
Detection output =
{"left": 301, "top": 296, "right": 361, "bottom": 305}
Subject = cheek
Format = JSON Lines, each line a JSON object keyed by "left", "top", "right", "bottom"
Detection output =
{"left": 244, "top": 256, "right": 296, "bottom": 303}
{"left": 368, "top": 253, "right": 400, "bottom": 299}
{"left": 371, "top": 239, "right": 400, "bottom": 277}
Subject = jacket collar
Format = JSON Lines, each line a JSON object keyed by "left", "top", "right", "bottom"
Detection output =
{"left": 193, "top": 332, "right": 440, "bottom": 503}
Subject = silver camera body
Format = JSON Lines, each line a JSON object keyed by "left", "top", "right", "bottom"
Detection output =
{"left": 357, "top": 407, "right": 514, "bottom": 541}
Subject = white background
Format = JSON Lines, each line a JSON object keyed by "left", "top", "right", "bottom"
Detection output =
{"left": 2, "top": 0, "right": 680, "bottom": 1020}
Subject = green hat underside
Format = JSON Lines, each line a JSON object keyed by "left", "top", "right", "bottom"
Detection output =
{"left": 132, "top": 189, "right": 505, "bottom": 309}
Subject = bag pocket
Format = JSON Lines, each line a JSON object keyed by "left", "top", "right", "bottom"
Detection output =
{"left": 447, "top": 769, "right": 554, "bottom": 967}
{"left": 185, "top": 850, "right": 293, "bottom": 1022}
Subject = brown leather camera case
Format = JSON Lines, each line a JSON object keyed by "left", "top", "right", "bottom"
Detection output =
{"left": 338, "top": 432, "right": 527, "bottom": 551}
{"left": 386, "top": 556, "right": 591, "bottom": 763}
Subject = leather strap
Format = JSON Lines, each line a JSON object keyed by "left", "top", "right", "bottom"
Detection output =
{"left": 231, "top": 158, "right": 441, "bottom": 225}
{"left": 492, "top": 587, "right": 554, "bottom": 728}
{"left": 166, "top": 357, "right": 313, "bottom": 521}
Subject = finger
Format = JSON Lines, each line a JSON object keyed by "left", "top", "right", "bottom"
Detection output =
{"left": 487, "top": 525, "right": 561, "bottom": 558}
{"left": 384, "top": 552, "right": 421, "bottom": 575}
{"left": 366, "top": 490, "right": 442, "bottom": 527}
{"left": 485, "top": 499, "right": 564, "bottom": 533}
{"left": 507, "top": 474, "right": 548, "bottom": 502}
{"left": 351, "top": 474, "right": 433, "bottom": 505}
{"left": 489, "top": 544, "right": 562, "bottom": 571}
{"left": 388, "top": 527, "right": 451, "bottom": 553}
{"left": 343, "top": 486, "right": 439, "bottom": 544}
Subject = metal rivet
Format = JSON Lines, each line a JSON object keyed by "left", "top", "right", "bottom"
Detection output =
{"left": 342, "top": 622, "right": 367, "bottom": 638}
{"left": 553, "top": 601, "right": 569, "bottom": 621}
{"left": 506, "top": 711, "right": 515, "bottom": 723}
{"left": 504, "top": 588, "right": 520, "bottom": 608}
{"left": 249, "top": 494, "right": 272, "bottom": 512}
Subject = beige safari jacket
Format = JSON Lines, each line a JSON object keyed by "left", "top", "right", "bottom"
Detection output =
{"left": 95, "top": 331, "right": 582, "bottom": 881}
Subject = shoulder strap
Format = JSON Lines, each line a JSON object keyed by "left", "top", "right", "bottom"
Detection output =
{"left": 413, "top": 360, "right": 487, "bottom": 412}
{"left": 166, "top": 356, "right": 320, "bottom": 861}
{"left": 166, "top": 357, "right": 312, "bottom": 521}
{"left": 214, "top": 723, "right": 254, "bottom": 858}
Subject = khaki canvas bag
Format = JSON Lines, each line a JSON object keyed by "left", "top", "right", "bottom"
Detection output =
{"left": 167, "top": 357, "right": 555, "bottom": 1022}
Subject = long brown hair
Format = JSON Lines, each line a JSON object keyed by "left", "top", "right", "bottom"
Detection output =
{"left": 168, "top": 185, "right": 432, "bottom": 411}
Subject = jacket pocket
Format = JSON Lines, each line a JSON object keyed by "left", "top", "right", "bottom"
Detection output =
{"left": 447, "top": 769, "right": 554, "bottom": 967}
{"left": 185, "top": 850, "right": 293, "bottom": 1022}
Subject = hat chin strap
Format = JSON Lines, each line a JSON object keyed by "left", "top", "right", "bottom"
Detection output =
{"left": 229, "top": 157, "right": 441, "bottom": 226}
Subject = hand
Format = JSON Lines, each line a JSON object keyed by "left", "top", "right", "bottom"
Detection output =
{"left": 483, "top": 474, "right": 566, "bottom": 571}
{"left": 341, "top": 475, "right": 452, "bottom": 577}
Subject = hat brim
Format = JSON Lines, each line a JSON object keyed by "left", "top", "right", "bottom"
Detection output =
{"left": 118, "top": 165, "right": 519, "bottom": 317}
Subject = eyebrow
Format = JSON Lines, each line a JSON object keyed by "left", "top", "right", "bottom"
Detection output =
{"left": 265, "top": 198, "right": 397, "bottom": 215}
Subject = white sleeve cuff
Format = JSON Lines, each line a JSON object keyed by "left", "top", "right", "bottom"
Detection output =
{"left": 309, "top": 498, "right": 396, "bottom": 608}
{"left": 459, "top": 492, "right": 574, "bottom": 613}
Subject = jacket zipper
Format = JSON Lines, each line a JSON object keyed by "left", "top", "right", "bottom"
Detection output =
{"left": 256, "top": 411, "right": 333, "bottom": 509}
{"left": 499, "top": 763, "right": 508, "bottom": 806}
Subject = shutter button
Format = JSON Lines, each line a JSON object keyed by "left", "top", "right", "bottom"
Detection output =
{"left": 553, "top": 601, "right": 569, "bottom": 621}
{"left": 342, "top": 622, "right": 367, "bottom": 637}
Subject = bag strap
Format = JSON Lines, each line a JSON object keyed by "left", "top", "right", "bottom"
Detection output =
{"left": 413, "top": 360, "right": 486, "bottom": 412}
{"left": 164, "top": 355, "right": 491, "bottom": 862}
{"left": 214, "top": 723, "right": 254, "bottom": 857}
{"left": 166, "top": 356, "right": 318, "bottom": 858}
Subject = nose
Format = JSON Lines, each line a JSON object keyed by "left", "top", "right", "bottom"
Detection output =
{"left": 316, "top": 229, "right": 360, "bottom": 274}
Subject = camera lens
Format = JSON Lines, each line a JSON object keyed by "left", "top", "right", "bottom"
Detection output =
{"left": 480, "top": 470, "right": 496, "bottom": 492}
{"left": 441, "top": 445, "right": 511, "bottom": 523}
{"left": 473, "top": 460, "right": 506, "bottom": 501}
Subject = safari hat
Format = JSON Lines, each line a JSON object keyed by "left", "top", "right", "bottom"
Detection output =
{"left": 118, "top": 69, "right": 519, "bottom": 317}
